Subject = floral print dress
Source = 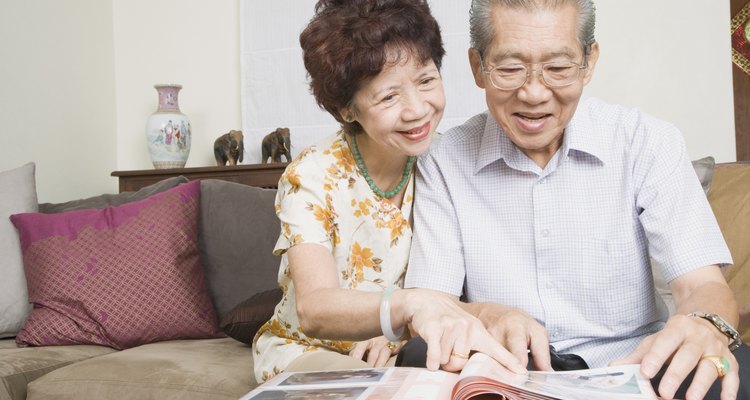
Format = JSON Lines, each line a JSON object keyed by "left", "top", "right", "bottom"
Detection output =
{"left": 252, "top": 132, "right": 415, "bottom": 383}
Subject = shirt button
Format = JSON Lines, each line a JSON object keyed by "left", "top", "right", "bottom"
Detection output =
{"left": 540, "top": 178, "right": 547, "bottom": 184}
{"left": 541, "top": 229, "right": 550, "bottom": 237}
{"left": 546, "top": 282, "right": 553, "bottom": 289}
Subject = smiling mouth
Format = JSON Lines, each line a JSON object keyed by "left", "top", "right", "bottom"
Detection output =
{"left": 399, "top": 121, "right": 430, "bottom": 136}
{"left": 515, "top": 113, "right": 550, "bottom": 121}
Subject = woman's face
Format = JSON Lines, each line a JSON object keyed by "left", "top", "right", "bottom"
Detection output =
{"left": 349, "top": 55, "right": 445, "bottom": 158}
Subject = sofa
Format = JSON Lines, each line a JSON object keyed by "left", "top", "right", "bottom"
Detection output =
{"left": 1, "top": 158, "right": 750, "bottom": 400}
{"left": 0, "top": 168, "right": 284, "bottom": 400}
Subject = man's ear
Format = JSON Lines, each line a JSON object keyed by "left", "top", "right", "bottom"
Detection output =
{"left": 582, "top": 41, "right": 600, "bottom": 86}
{"left": 468, "top": 48, "right": 487, "bottom": 89}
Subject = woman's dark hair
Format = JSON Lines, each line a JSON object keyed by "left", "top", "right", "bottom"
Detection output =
{"left": 300, "top": 0, "right": 445, "bottom": 135}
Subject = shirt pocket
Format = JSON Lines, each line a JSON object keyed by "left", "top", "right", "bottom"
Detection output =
{"left": 577, "top": 237, "right": 651, "bottom": 331}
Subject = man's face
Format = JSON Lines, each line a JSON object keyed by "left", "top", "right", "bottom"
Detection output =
{"left": 469, "top": 4, "right": 599, "bottom": 168}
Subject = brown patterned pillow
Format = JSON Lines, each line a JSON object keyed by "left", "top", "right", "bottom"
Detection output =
{"left": 220, "top": 287, "right": 282, "bottom": 345}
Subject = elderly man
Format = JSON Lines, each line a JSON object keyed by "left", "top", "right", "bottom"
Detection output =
{"left": 404, "top": 1, "right": 748, "bottom": 399}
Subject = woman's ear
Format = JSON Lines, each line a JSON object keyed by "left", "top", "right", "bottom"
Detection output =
{"left": 339, "top": 108, "right": 354, "bottom": 123}
{"left": 468, "top": 48, "right": 487, "bottom": 89}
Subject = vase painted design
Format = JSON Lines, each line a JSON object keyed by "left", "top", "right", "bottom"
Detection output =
{"left": 145, "top": 84, "right": 191, "bottom": 169}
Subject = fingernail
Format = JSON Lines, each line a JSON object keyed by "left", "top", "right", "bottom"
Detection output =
{"left": 641, "top": 362, "right": 658, "bottom": 378}
{"left": 660, "top": 378, "right": 677, "bottom": 398}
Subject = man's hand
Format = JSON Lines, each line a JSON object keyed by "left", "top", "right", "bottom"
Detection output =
{"left": 611, "top": 314, "right": 739, "bottom": 400}
{"left": 465, "top": 302, "right": 552, "bottom": 371}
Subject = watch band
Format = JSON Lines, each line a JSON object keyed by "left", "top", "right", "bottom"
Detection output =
{"left": 688, "top": 311, "right": 743, "bottom": 352}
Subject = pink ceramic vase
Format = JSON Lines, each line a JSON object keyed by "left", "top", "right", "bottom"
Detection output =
{"left": 145, "top": 84, "right": 192, "bottom": 169}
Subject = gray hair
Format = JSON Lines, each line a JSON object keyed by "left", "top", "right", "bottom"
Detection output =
{"left": 469, "top": 0, "right": 596, "bottom": 57}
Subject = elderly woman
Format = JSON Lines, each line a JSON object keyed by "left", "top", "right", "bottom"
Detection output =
{"left": 252, "top": 0, "right": 524, "bottom": 383}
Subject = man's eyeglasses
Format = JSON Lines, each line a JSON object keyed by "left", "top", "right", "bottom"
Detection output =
{"left": 479, "top": 56, "right": 588, "bottom": 91}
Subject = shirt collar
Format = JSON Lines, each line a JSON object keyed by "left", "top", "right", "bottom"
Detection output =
{"left": 473, "top": 102, "right": 607, "bottom": 175}
{"left": 565, "top": 100, "right": 608, "bottom": 165}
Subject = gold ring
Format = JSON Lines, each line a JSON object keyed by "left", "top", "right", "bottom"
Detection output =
{"left": 386, "top": 342, "right": 396, "bottom": 351}
{"left": 702, "top": 355, "right": 730, "bottom": 378}
{"left": 451, "top": 351, "right": 469, "bottom": 359}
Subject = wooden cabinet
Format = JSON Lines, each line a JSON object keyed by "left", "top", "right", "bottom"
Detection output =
{"left": 111, "top": 163, "right": 287, "bottom": 193}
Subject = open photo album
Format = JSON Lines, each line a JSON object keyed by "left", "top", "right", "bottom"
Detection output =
{"left": 240, "top": 353, "right": 658, "bottom": 400}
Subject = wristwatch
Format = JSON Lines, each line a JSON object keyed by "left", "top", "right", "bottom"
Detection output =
{"left": 688, "top": 311, "right": 743, "bottom": 351}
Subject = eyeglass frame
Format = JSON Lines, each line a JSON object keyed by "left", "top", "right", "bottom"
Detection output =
{"left": 478, "top": 51, "right": 590, "bottom": 91}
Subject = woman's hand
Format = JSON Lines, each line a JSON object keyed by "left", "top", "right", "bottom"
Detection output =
{"left": 399, "top": 288, "right": 526, "bottom": 374}
{"left": 349, "top": 336, "right": 404, "bottom": 367}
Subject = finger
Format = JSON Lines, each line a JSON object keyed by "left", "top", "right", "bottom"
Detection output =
{"left": 718, "top": 367, "right": 740, "bottom": 400}
{"left": 505, "top": 330, "right": 530, "bottom": 367}
{"left": 528, "top": 332, "right": 552, "bottom": 371}
{"left": 441, "top": 352, "right": 470, "bottom": 372}
{"left": 365, "top": 343, "right": 380, "bottom": 366}
{"left": 348, "top": 341, "right": 368, "bottom": 361}
{"left": 439, "top": 331, "right": 458, "bottom": 367}
{"left": 682, "top": 359, "right": 724, "bottom": 400}
{"left": 611, "top": 337, "right": 652, "bottom": 367}
{"left": 655, "top": 347, "right": 701, "bottom": 399}
{"left": 473, "top": 331, "right": 526, "bottom": 374}
{"left": 638, "top": 334, "right": 681, "bottom": 379}
{"left": 369, "top": 346, "right": 390, "bottom": 368}
{"left": 441, "top": 339, "right": 470, "bottom": 373}
{"left": 424, "top": 332, "right": 443, "bottom": 371}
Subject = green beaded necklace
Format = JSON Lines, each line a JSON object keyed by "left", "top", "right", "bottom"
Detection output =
{"left": 350, "top": 135, "right": 414, "bottom": 199}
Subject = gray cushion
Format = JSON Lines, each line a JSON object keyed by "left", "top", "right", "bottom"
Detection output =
{"left": 38, "top": 176, "right": 188, "bottom": 213}
{"left": 692, "top": 156, "right": 716, "bottom": 195}
{"left": 198, "top": 180, "right": 281, "bottom": 320}
{"left": 0, "top": 162, "right": 38, "bottom": 338}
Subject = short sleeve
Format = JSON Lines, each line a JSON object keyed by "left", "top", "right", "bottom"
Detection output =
{"left": 273, "top": 149, "right": 337, "bottom": 255}
{"left": 633, "top": 120, "right": 732, "bottom": 281}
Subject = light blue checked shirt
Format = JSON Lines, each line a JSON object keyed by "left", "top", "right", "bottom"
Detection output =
{"left": 405, "top": 96, "right": 732, "bottom": 367}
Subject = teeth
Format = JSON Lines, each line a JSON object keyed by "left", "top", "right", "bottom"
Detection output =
{"left": 404, "top": 124, "right": 427, "bottom": 135}
{"left": 519, "top": 115, "right": 545, "bottom": 120}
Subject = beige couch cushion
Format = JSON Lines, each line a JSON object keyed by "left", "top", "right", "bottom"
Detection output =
{"left": 708, "top": 162, "right": 750, "bottom": 344}
{"left": 0, "top": 339, "right": 115, "bottom": 400}
{"left": 27, "top": 338, "right": 255, "bottom": 400}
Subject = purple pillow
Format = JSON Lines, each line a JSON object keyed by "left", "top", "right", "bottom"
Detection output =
{"left": 10, "top": 180, "right": 223, "bottom": 349}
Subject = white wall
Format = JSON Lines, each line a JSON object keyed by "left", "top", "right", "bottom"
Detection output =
{"left": 0, "top": 0, "right": 117, "bottom": 203}
{"left": 587, "top": 1, "right": 735, "bottom": 162}
{"left": 242, "top": 0, "right": 736, "bottom": 164}
{"left": 0, "top": 0, "right": 737, "bottom": 202}
{"left": 112, "top": 0, "right": 242, "bottom": 171}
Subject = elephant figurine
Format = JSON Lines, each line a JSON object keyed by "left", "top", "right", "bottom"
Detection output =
{"left": 261, "top": 127, "right": 292, "bottom": 163}
{"left": 213, "top": 130, "right": 244, "bottom": 166}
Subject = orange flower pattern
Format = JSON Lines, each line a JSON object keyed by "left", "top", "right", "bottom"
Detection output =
{"left": 252, "top": 132, "right": 414, "bottom": 383}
